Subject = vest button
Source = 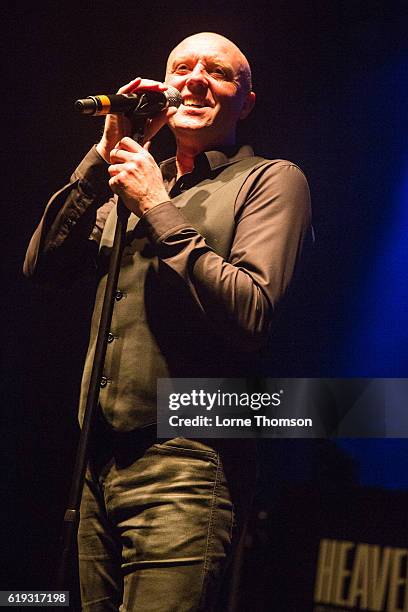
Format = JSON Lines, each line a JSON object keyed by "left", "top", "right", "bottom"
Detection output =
{"left": 100, "top": 376, "right": 108, "bottom": 388}
{"left": 115, "top": 290, "right": 123, "bottom": 301}
{"left": 107, "top": 333, "right": 114, "bottom": 343}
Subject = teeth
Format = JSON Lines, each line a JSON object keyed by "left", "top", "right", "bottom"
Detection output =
{"left": 183, "top": 98, "right": 206, "bottom": 107}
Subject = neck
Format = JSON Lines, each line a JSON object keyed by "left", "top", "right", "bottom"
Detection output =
{"left": 175, "top": 147, "right": 197, "bottom": 179}
{"left": 174, "top": 132, "right": 236, "bottom": 179}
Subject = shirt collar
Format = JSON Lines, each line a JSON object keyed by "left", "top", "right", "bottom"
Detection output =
{"left": 160, "top": 144, "right": 255, "bottom": 183}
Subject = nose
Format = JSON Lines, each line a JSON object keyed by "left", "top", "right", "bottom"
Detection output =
{"left": 185, "top": 63, "right": 209, "bottom": 92}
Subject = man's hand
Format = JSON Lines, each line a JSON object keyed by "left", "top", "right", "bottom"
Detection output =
{"left": 96, "top": 77, "right": 177, "bottom": 162}
{"left": 108, "top": 137, "right": 169, "bottom": 217}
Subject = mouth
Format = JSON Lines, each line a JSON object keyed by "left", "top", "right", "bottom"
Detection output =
{"left": 181, "top": 96, "right": 211, "bottom": 109}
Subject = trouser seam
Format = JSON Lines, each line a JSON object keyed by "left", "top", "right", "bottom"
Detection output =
{"left": 199, "top": 454, "right": 222, "bottom": 606}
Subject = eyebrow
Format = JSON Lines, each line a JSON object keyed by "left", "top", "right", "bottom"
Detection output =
{"left": 169, "top": 54, "right": 234, "bottom": 72}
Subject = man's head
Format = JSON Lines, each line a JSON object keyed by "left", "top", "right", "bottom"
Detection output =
{"left": 164, "top": 32, "right": 255, "bottom": 150}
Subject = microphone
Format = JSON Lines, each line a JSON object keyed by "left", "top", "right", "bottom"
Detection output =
{"left": 74, "top": 86, "right": 182, "bottom": 117}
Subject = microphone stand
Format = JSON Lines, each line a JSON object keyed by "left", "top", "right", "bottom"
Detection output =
{"left": 57, "top": 117, "right": 147, "bottom": 596}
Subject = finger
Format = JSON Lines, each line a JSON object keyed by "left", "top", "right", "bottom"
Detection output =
{"left": 109, "top": 147, "right": 134, "bottom": 163}
{"left": 117, "top": 78, "right": 166, "bottom": 96}
{"left": 108, "top": 170, "right": 134, "bottom": 190}
{"left": 117, "top": 77, "right": 142, "bottom": 94}
{"left": 137, "top": 78, "right": 167, "bottom": 91}
{"left": 107, "top": 164, "right": 122, "bottom": 177}
{"left": 116, "top": 136, "right": 143, "bottom": 152}
{"left": 108, "top": 161, "right": 134, "bottom": 176}
{"left": 143, "top": 140, "right": 151, "bottom": 151}
{"left": 108, "top": 161, "right": 139, "bottom": 176}
{"left": 109, "top": 174, "right": 123, "bottom": 192}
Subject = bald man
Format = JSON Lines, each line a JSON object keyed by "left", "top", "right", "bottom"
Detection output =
{"left": 25, "top": 32, "right": 311, "bottom": 611}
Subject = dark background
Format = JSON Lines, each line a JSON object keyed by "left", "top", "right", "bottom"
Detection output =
{"left": 3, "top": 0, "right": 408, "bottom": 606}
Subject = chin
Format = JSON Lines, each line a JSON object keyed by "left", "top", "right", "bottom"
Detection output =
{"left": 170, "top": 125, "right": 212, "bottom": 142}
{"left": 171, "top": 117, "right": 210, "bottom": 131}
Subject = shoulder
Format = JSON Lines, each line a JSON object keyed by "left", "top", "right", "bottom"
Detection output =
{"left": 238, "top": 157, "right": 310, "bottom": 208}
{"left": 230, "top": 153, "right": 309, "bottom": 196}
{"left": 248, "top": 157, "right": 309, "bottom": 182}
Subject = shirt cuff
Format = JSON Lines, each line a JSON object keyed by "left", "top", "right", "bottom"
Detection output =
{"left": 140, "top": 201, "right": 193, "bottom": 243}
{"left": 73, "top": 145, "right": 111, "bottom": 199}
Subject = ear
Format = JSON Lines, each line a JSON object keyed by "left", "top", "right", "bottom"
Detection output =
{"left": 239, "top": 91, "right": 256, "bottom": 120}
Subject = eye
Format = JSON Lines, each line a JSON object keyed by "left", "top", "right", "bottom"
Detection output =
{"left": 211, "top": 66, "right": 226, "bottom": 78}
{"left": 174, "top": 64, "right": 189, "bottom": 74}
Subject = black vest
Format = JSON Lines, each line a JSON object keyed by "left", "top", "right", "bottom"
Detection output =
{"left": 79, "top": 156, "right": 271, "bottom": 431}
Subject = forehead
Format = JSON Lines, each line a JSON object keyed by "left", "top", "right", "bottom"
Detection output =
{"left": 166, "top": 35, "right": 243, "bottom": 71}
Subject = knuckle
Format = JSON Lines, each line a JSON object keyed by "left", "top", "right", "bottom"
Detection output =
{"left": 126, "top": 161, "right": 136, "bottom": 172}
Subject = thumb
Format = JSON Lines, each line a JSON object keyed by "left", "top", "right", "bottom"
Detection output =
{"left": 143, "top": 140, "right": 151, "bottom": 151}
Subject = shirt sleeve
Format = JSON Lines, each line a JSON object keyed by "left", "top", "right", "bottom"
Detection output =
{"left": 139, "top": 161, "right": 312, "bottom": 351}
{"left": 23, "top": 146, "right": 115, "bottom": 281}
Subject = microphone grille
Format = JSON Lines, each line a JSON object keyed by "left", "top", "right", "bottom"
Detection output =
{"left": 165, "top": 86, "right": 182, "bottom": 108}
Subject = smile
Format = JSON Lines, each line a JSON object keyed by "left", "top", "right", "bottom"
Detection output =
{"left": 182, "top": 97, "right": 210, "bottom": 108}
